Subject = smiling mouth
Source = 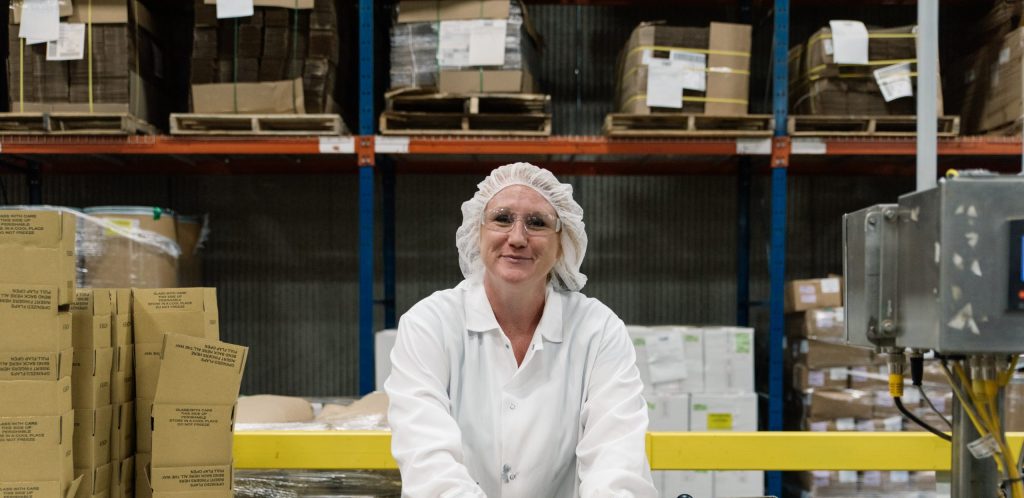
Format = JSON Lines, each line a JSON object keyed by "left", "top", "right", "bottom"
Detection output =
{"left": 501, "top": 255, "right": 532, "bottom": 262}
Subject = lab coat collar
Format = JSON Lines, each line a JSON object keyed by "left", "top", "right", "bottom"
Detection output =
{"left": 460, "top": 279, "right": 564, "bottom": 344}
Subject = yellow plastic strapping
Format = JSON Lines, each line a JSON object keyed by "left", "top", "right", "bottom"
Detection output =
{"left": 624, "top": 94, "right": 747, "bottom": 107}
{"left": 88, "top": 0, "right": 94, "bottom": 113}
{"left": 628, "top": 44, "right": 751, "bottom": 60}
{"left": 807, "top": 58, "right": 918, "bottom": 75}
{"left": 621, "top": 65, "right": 749, "bottom": 84}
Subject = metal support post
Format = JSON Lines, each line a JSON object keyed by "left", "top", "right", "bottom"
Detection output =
{"left": 357, "top": 0, "right": 375, "bottom": 395}
{"left": 951, "top": 395, "right": 997, "bottom": 497}
{"left": 767, "top": 0, "right": 790, "bottom": 495}
{"left": 736, "top": 157, "right": 751, "bottom": 327}
{"left": 916, "top": 0, "right": 938, "bottom": 191}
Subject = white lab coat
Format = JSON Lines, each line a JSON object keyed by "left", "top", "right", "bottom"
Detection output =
{"left": 385, "top": 279, "right": 657, "bottom": 498}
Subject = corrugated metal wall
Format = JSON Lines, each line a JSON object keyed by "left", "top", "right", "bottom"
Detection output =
{"left": 1, "top": 171, "right": 913, "bottom": 396}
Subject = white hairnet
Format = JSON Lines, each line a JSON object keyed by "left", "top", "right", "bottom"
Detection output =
{"left": 456, "top": 162, "right": 588, "bottom": 291}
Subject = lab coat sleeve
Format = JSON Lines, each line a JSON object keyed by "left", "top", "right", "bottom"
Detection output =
{"left": 576, "top": 315, "right": 658, "bottom": 498}
{"left": 384, "top": 310, "right": 487, "bottom": 498}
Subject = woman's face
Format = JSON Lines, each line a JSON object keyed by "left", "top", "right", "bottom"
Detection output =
{"left": 479, "top": 185, "right": 561, "bottom": 290}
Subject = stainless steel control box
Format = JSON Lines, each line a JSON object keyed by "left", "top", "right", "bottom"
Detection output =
{"left": 844, "top": 176, "right": 1024, "bottom": 353}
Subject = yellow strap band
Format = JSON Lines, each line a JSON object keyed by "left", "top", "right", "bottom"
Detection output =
{"left": 88, "top": 0, "right": 94, "bottom": 113}
{"left": 809, "top": 31, "right": 917, "bottom": 49}
{"left": 625, "top": 94, "right": 748, "bottom": 107}
{"left": 803, "top": 71, "right": 918, "bottom": 83}
{"left": 807, "top": 58, "right": 917, "bottom": 75}
{"left": 628, "top": 45, "right": 751, "bottom": 59}
{"left": 622, "top": 65, "right": 749, "bottom": 84}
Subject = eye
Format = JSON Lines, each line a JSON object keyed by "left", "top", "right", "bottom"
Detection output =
{"left": 525, "top": 215, "right": 549, "bottom": 229}
{"left": 491, "top": 212, "right": 513, "bottom": 225}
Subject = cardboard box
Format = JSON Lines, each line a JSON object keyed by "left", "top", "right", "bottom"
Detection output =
{"left": 801, "top": 389, "right": 874, "bottom": 420}
{"left": 0, "top": 411, "right": 74, "bottom": 482}
{"left": 646, "top": 393, "right": 689, "bottom": 431}
{"left": 632, "top": 326, "right": 704, "bottom": 394}
{"left": 109, "top": 403, "right": 134, "bottom": 462}
{"left": 236, "top": 395, "right": 314, "bottom": 424}
{"left": 143, "top": 334, "right": 247, "bottom": 497}
{"left": 804, "top": 416, "right": 858, "bottom": 432}
{"left": 204, "top": 0, "right": 314, "bottom": 9}
{"left": 0, "top": 481, "right": 81, "bottom": 498}
{"left": 438, "top": 69, "right": 536, "bottom": 94}
{"left": 0, "top": 211, "right": 76, "bottom": 305}
{"left": 960, "top": 27, "right": 1024, "bottom": 134}
{"left": 848, "top": 365, "right": 889, "bottom": 390}
{"left": 689, "top": 393, "right": 757, "bottom": 432}
{"left": 72, "top": 348, "right": 114, "bottom": 409}
{"left": 784, "top": 277, "right": 842, "bottom": 313}
{"left": 107, "top": 290, "right": 133, "bottom": 347}
{"left": 136, "top": 399, "right": 153, "bottom": 453}
{"left": 616, "top": 22, "right": 751, "bottom": 116}
{"left": 714, "top": 471, "right": 763, "bottom": 497}
{"left": 396, "top": 0, "right": 509, "bottom": 23}
{"left": 73, "top": 407, "right": 113, "bottom": 469}
{"left": 794, "top": 470, "right": 858, "bottom": 496}
{"left": 133, "top": 288, "right": 219, "bottom": 400}
{"left": 73, "top": 463, "right": 112, "bottom": 498}
{"left": 0, "top": 378, "right": 72, "bottom": 416}
{"left": 108, "top": 457, "right": 133, "bottom": 498}
{"left": 658, "top": 471, "right": 711, "bottom": 498}
{"left": 702, "top": 327, "right": 753, "bottom": 393}
{"left": 190, "top": 78, "right": 306, "bottom": 114}
{"left": 786, "top": 307, "right": 845, "bottom": 342}
{"left": 110, "top": 347, "right": 134, "bottom": 404}
{"left": 71, "top": 291, "right": 113, "bottom": 351}
{"left": 0, "top": 349, "right": 73, "bottom": 381}
{"left": 792, "top": 363, "right": 848, "bottom": 391}
{"left": 789, "top": 338, "right": 874, "bottom": 369}
{"left": 9, "top": 0, "right": 74, "bottom": 22}
{"left": 0, "top": 285, "right": 72, "bottom": 353}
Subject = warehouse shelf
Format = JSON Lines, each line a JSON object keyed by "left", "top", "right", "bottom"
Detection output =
{"left": 1, "top": 135, "right": 1022, "bottom": 157}
{"left": 233, "top": 431, "right": 1021, "bottom": 471}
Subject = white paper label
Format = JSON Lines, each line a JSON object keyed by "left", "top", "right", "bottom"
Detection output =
{"left": 45, "top": 23, "right": 84, "bottom": 61}
{"left": 815, "top": 314, "right": 834, "bottom": 330}
{"left": 646, "top": 61, "right": 685, "bottom": 109}
{"left": 856, "top": 419, "right": 875, "bottom": 432}
{"left": 822, "top": 38, "right": 834, "bottom": 56}
{"left": 873, "top": 62, "right": 914, "bottom": 102}
{"left": 808, "top": 370, "right": 825, "bottom": 387}
{"left": 820, "top": 278, "right": 840, "bottom": 294}
{"left": 884, "top": 416, "right": 903, "bottom": 431}
{"left": 829, "top": 367, "right": 848, "bottom": 381}
{"left": 375, "top": 136, "right": 410, "bottom": 154}
{"left": 902, "top": 388, "right": 921, "bottom": 404}
{"left": 791, "top": 138, "right": 827, "bottom": 155}
{"left": 19, "top": 0, "right": 61, "bottom": 43}
{"left": 671, "top": 51, "right": 707, "bottom": 92}
{"left": 838, "top": 470, "right": 858, "bottom": 483}
{"left": 836, "top": 417, "right": 856, "bottom": 431}
{"left": 438, "top": 21, "right": 472, "bottom": 67}
{"left": 216, "top": 0, "right": 254, "bottom": 19}
{"left": 890, "top": 470, "right": 910, "bottom": 483}
{"left": 735, "top": 138, "right": 771, "bottom": 155}
{"left": 829, "top": 20, "right": 869, "bottom": 64}
{"left": 876, "top": 392, "right": 894, "bottom": 407}
{"left": 318, "top": 136, "right": 355, "bottom": 154}
{"left": 467, "top": 20, "right": 507, "bottom": 66}
{"left": 1000, "top": 47, "right": 1011, "bottom": 65}
{"left": 968, "top": 434, "right": 1001, "bottom": 459}
{"left": 646, "top": 331, "right": 688, "bottom": 383}
{"left": 800, "top": 293, "right": 818, "bottom": 304}
{"left": 836, "top": 308, "right": 845, "bottom": 322}
{"left": 810, "top": 421, "right": 828, "bottom": 432}
{"left": 863, "top": 471, "right": 882, "bottom": 487}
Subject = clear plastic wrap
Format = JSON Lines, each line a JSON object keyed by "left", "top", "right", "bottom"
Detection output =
{"left": 234, "top": 469, "right": 402, "bottom": 497}
{"left": 389, "top": 1, "right": 526, "bottom": 89}
{"left": 77, "top": 206, "right": 182, "bottom": 289}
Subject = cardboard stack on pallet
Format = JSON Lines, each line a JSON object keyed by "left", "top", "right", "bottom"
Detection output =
{"left": 0, "top": 209, "right": 81, "bottom": 498}
{"left": 188, "top": 0, "right": 340, "bottom": 116}
{"left": 71, "top": 290, "right": 115, "bottom": 498}
{"left": 106, "top": 289, "right": 135, "bottom": 498}
{"left": 382, "top": 0, "right": 550, "bottom": 136}
{"left": 5, "top": 0, "right": 173, "bottom": 133}
{"left": 631, "top": 325, "right": 761, "bottom": 498}
{"left": 786, "top": 21, "right": 955, "bottom": 137}
{"left": 604, "top": 21, "right": 766, "bottom": 137}
{"left": 782, "top": 276, "right": 946, "bottom": 496}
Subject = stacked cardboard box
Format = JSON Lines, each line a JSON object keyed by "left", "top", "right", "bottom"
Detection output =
{"left": 0, "top": 209, "right": 81, "bottom": 497}
{"left": 130, "top": 288, "right": 246, "bottom": 498}
{"left": 614, "top": 22, "right": 751, "bottom": 116}
{"left": 190, "top": 0, "right": 339, "bottom": 114}
{"left": 6, "top": 0, "right": 173, "bottom": 126}
{"left": 390, "top": 0, "right": 538, "bottom": 94}
{"left": 106, "top": 290, "right": 135, "bottom": 498}
{"left": 71, "top": 290, "right": 114, "bottom": 498}
{"left": 631, "top": 325, "right": 761, "bottom": 498}
{"left": 788, "top": 22, "right": 943, "bottom": 116}
{"left": 783, "top": 277, "right": 944, "bottom": 496}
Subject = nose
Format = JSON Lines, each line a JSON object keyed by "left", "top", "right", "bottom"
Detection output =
{"left": 506, "top": 220, "right": 528, "bottom": 247}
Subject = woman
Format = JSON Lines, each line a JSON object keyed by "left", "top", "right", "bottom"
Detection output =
{"left": 386, "top": 163, "right": 657, "bottom": 497}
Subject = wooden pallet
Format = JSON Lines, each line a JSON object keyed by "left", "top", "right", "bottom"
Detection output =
{"left": 788, "top": 115, "right": 960, "bottom": 137}
{"left": 169, "top": 113, "right": 345, "bottom": 136}
{"left": 0, "top": 113, "right": 157, "bottom": 135}
{"left": 603, "top": 113, "right": 774, "bottom": 137}
{"left": 385, "top": 89, "right": 551, "bottom": 115}
{"left": 380, "top": 112, "right": 551, "bottom": 136}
